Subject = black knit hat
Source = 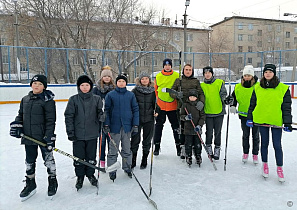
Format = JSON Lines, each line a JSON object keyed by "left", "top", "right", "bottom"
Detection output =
{"left": 188, "top": 89, "right": 198, "bottom": 98}
{"left": 116, "top": 73, "right": 128, "bottom": 84}
{"left": 30, "top": 74, "right": 47, "bottom": 89}
{"left": 203, "top": 66, "right": 213, "bottom": 75}
{"left": 77, "top": 75, "right": 93, "bottom": 92}
{"left": 263, "top": 64, "right": 276, "bottom": 75}
{"left": 163, "top": 58, "right": 172, "bottom": 68}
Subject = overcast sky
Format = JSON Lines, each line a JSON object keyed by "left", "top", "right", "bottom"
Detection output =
{"left": 143, "top": 0, "right": 297, "bottom": 28}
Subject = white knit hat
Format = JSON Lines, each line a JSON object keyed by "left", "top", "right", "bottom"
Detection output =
{"left": 242, "top": 65, "right": 254, "bottom": 76}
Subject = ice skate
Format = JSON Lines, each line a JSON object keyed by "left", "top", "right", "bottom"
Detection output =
{"left": 153, "top": 144, "right": 160, "bottom": 156}
{"left": 20, "top": 176, "right": 37, "bottom": 202}
{"left": 277, "top": 166, "right": 285, "bottom": 183}
{"left": 180, "top": 145, "right": 185, "bottom": 159}
{"left": 195, "top": 154, "right": 202, "bottom": 167}
{"left": 75, "top": 176, "right": 84, "bottom": 190}
{"left": 48, "top": 175, "right": 58, "bottom": 197}
{"left": 124, "top": 170, "right": 132, "bottom": 179}
{"left": 213, "top": 146, "right": 221, "bottom": 160}
{"left": 253, "top": 155, "right": 259, "bottom": 164}
{"left": 262, "top": 162, "right": 269, "bottom": 179}
{"left": 186, "top": 156, "right": 192, "bottom": 167}
{"left": 87, "top": 175, "right": 98, "bottom": 186}
{"left": 109, "top": 172, "right": 116, "bottom": 182}
{"left": 242, "top": 154, "right": 248, "bottom": 163}
{"left": 205, "top": 144, "right": 213, "bottom": 159}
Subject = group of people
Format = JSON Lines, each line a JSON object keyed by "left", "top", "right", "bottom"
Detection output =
{"left": 9, "top": 59, "right": 293, "bottom": 201}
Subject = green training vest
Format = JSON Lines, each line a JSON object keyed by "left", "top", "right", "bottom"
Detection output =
{"left": 234, "top": 82, "right": 257, "bottom": 117}
{"left": 201, "top": 79, "right": 224, "bottom": 114}
{"left": 156, "top": 71, "right": 180, "bottom": 102}
{"left": 253, "top": 83, "right": 288, "bottom": 126}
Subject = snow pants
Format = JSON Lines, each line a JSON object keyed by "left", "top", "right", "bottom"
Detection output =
{"left": 205, "top": 115, "right": 224, "bottom": 147}
{"left": 131, "top": 120, "right": 154, "bottom": 155}
{"left": 185, "top": 135, "right": 201, "bottom": 156}
{"left": 99, "top": 132, "right": 110, "bottom": 161}
{"left": 240, "top": 118, "right": 260, "bottom": 155}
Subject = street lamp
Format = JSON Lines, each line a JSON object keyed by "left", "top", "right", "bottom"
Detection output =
{"left": 183, "top": 0, "right": 190, "bottom": 64}
{"left": 13, "top": 0, "right": 20, "bottom": 81}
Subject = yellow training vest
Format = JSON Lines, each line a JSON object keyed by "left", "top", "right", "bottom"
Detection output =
{"left": 156, "top": 71, "right": 179, "bottom": 102}
{"left": 201, "top": 79, "right": 224, "bottom": 114}
{"left": 234, "top": 82, "right": 257, "bottom": 117}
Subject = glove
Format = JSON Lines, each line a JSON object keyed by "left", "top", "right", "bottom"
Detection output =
{"left": 196, "top": 101, "right": 204, "bottom": 111}
{"left": 43, "top": 134, "right": 56, "bottom": 152}
{"left": 68, "top": 136, "right": 77, "bottom": 141}
{"left": 224, "top": 96, "right": 234, "bottom": 105}
{"left": 194, "top": 125, "right": 202, "bottom": 134}
{"left": 246, "top": 120, "right": 253, "bottom": 127}
{"left": 10, "top": 121, "right": 23, "bottom": 138}
{"left": 131, "top": 126, "right": 138, "bottom": 136}
{"left": 185, "top": 113, "right": 192, "bottom": 121}
{"left": 176, "top": 91, "right": 183, "bottom": 99}
{"left": 230, "top": 106, "right": 237, "bottom": 114}
{"left": 283, "top": 124, "right": 292, "bottom": 132}
{"left": 103, "top": 125, "right": 110, "bottom": 135}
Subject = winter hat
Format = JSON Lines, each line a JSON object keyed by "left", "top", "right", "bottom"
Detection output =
{"left": 138, "top": 72, "right": 151, "bottom": 82}
{"left": 263, "top": 64, "right": 276, "bottom": 75}
{"left": 203, "top": 66, "right": 213, "bottom": 75}
{"left": 30, "top": 74, "right": 47, "bottom": 89}
{"left": 242, "top": 65, "right": 254, "bottom": 76}
{"left": 163, "top": 58, "right": 172, "bottom": 68}
{"left": 116, "top": 73, "right": 128, "bottom": 84}
{"left": 188, "top": 89, "right": 198, "bottom": 98}
{"left": 77, "top": 75, "right": 93, "bottom": 91}
{"left": 100, "top": 69, "right": 113, "bottom": 79}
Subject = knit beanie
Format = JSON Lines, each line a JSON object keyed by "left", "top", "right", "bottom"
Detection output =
{"left": 188, "top": 89, "right": 198, "bottom": 98}
{"left": 203, "top": 66, "right": 214, "bottom": 75}
{"left": 263, "top": 64, "right": 276, "bottom": 75}
{"left": 163, "top": 58, "right": 172, "bottom": 68}
{"left": 30, "top": 74, "right": 47, "bottom": 89}
{"left": 100, "top": 69, "right": 113, "bottom": 79}
{"left": 77, "top": 75, "right": 93, "bottom": 92}
{"left": 116, "top": 73, "right": 128, "bottom": 84}
{"left": 242, "top": 65, "right": 254, "bottom": 76}
{"left": 138, "top": 72, "right": 151, "bottom": 82}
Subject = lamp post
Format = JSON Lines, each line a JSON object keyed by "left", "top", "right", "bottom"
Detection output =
{"left": 13, "top": 0, "right": 20, "bottom": 81}
{"left": 183, "top": 0, "right": 190, "bottom": 65}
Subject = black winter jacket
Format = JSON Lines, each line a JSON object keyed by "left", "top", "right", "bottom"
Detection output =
{"left": 15, "top": 90, "right": 56, "bottom": 145}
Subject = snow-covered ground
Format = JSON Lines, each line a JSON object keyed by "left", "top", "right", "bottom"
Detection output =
{"left": 0, "top": 100, "right": 296, "bottom": 210}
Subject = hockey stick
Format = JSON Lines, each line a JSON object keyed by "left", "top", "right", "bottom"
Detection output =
{"left": 254, "top": 123, "right": 297, "bottom": 130}
{"left": 107, "top": 132, "right": 158, "bottom": 210}
{"left": 20, "top": 134, "right": 120, "bottom": 173}
{"left": 96, "top": 124, "right": 103, "bottom": 195}
{"left": 149, "top": 118, "right": 156, "bottom": 197}
{"left": 224, "top": 79, "right": 231, "bottom": 171}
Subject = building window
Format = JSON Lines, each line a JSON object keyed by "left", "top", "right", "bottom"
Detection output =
{"left": 143, "top": 56, "right": 150, "bottom": 66}
{"left": 247, "top": 58, "right": 252, "bottom": 63}
{"left": 285, "top": 42, "right": 290, "bottom": 48}
{"left": 257, "top": 52, "right": 262, "bottom": 57}
{"left": 187, "top": 34, "right": 193, "bottom": 41}
{"left": 276, "top": 25, "right": 281, "bottom": 32}
{"left": 0, "top": 38, "right": 6, "bottom": 45}
{"left": 237, "top": 57, "right": 243, "bottom": 64}
{"left": 2, "top": 55, "right": 9, "bottom": 64}
{"left": 173, "top": 59, "right": 179, "bottom": 67}
{"left": 258, "top": 30, "right": 262, "bottom": 36}
{"left": 285, "top": 63, "right": 290, "bottom": 66}
{"left": 248, "top": 46, "right": 253, "bottom": 52}
{"left": 276, "top": 37, "right": 281, "bottom": 43}
{"left": 248, "top": 35, "right": 253, "bottom": 41}
{"left": 285, "top": 52, "right": 290, "bottom": 59}
{"left": 187, "top": 47, "right": 193, "bottom": 52}
{"left": 238, "top": 22, "right": 243, "bottom": 30}
{"left": 153, "top": 59, "right": 158, "bottom": 66}
{"left": 174, "top": 33, "right": 180, "bottom": 41}
{"left": 238, "top": 46, "right": 243, "bottom": 52}
{"left": 238, "top": 34, "right": 243, "bottom": 41}
{"left": 135, "top": 59, "right": 140, "bottom": 66}
{"left": 89, "top": 58, "right": 97, "bottom": 65}
{"left": 20, "top": 63, "right": 28, "bottom": 72}
{"left": 257, "top": 62, "right": 262, "bottom": 67}
{"left": 267, "top": 25, "right": 272, "bottom": 31}
{"left": 162, "top": 32, "right": 167, "bottom": 40}
{"left": 73, "top": 57, "right": 79, "bottom": 65}
{"left": 257, "top": 41, "right": 262, "bottom": 47}
{"left": 267, "top": 36, "right": 272, "bottom": 43}
{"left": 294, "top": 37, "right": 297, "bottom": 44}
{"left": 286, "top": 32, "right": 290, "bottom": 38}
{"left": 248, "top": 24, "right": 253, "bottom": 30}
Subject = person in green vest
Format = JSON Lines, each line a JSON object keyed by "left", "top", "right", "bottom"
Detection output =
{"left": 229, "top": 65, "right": 260, "bottom": 164}
{"left": 200, "top": 66, "right": 230, "bottom": 160}
{"left": 247, "top": 64, "right": 292, "bottom": 182}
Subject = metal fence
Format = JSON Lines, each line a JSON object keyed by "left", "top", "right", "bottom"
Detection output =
{"left": 0, "top": 45, "right": 296, "bottom": 84}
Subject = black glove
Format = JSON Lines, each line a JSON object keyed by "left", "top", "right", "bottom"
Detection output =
{"left": 10, "top": 121, "right": 23, "bottom": 138}
{"left": 43, "top": 134, "right": 56, "bottom": 152}
{"left": 176, "top": 91, "right": 183, "bottom": 99}
{"left": 103, "top": 125, "right": 110, "bottom": 135}
{"left": 196, "top": 101, "right": 204, "bottom": 111}
{"left": 68, "top": 136, "right": 77, "bottom": 141}
{"left": 131, "top": 126, "right": 138, "bottom": 136}
{"left": 224, "top": 96, "right": 234, "bottom": 105}
{"left": 283, "top": 124, "right": 293, "bottom": 132}
{"left": 185, "top": 113, "right": 192, "bottom": 121}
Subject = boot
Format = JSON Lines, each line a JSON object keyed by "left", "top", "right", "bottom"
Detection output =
{"left": 140, "top": 152, "right": 149, "bottom": 169}
{"left": 48, "top": 175, "right": 58, "bottom": 196}
{"left": 20, "top": 176, "right": 37, "bottom": 201}
{"left": 87, "top": 175, "right": 98, "bottom": 186}
{"left": 124, "top": 169, "right": 133, "bottom": 178}
{"left": 277, "top": 166, "right": 285, "bottom": 182}
{"left": 180, "top": 145, "right": 185, "bottom": 159}
{"left": 109, "top": 172, "right": 116, "bottom": 182}
{"left": 75, "top": 176, "right": 84, "bottom": 190}
{"left": 195, "top": 154, "right": 202, "bottom": 166}
{"left": 131, "top": 154, "right": 137, "bottom": 169}
{"left": 242, "top": 153, "right": 248, "bottom": 163}
{"left": 206, "top": 144, "right": 213, "bottom": 158}
{"left": 213, "top": 146, "right": 221, "bottom": 160}
{"left": 262, "top": 162, "right": 269, "bottom": 178}
{"left": 186, "top": 155, "right": 192, "bottom": 166}
{"left": 153, "top": 144, "right": 160, "bottom": 156}
{"left": 176, "top": 144, "right": 181, "bottom": 156}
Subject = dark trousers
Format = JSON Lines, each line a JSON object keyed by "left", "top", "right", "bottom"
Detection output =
{"left": 73, "top": 139, "right": 97, "bottom": 177}
{"left": 259, "top": 127, "right": 283, "bottom": 166}
{"left": 240, "top": 118, "right": 260, "bottom": 155}
{"left": 185, "top": 135, "right": 201, "bottom": 156}
{"left": 131, "top": 121, "right": 154, "bottom": 155}
{"left": 99, "top": 132, "right": 110, "bottom": 161}
{"left": 205, "top": 115, "right": 224, "bottom": 147}
{"left": 154, "top": 110, "right": 180, "bottom": 145}
{"left": 25, "top": 144, "right": 56, "bottom": 176}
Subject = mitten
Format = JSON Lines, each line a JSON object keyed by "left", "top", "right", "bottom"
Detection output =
{"left": 10, "top": 121, "right": 23, "bottom": 138}
{"left": 230, "top": 106, "right": 237, "bottom": 114}
{"left": 224, "top": 96, "right": 234, "bottom": 105}
{"left": 195, "top": 101, "right": 204, "bottom": 111}
{"left": 283, "top": 124, "right": 292, "bottom": 132}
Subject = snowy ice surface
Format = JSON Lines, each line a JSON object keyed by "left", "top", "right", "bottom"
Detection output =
{"left": 0, "top": 100, "right": 296, "bottom": 210}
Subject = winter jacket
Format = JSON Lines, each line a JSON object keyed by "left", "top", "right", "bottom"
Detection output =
{"left": 15, "top": 90, "right": 56, "bottom": 145}
{"left": 104, "top": 87, "right": 139, "bottom": 133}
{"left": 247, "top": 80, "right": 292, "bottom": 126}
{"left": 170, "top": 75, "right": 205, "bottom": 107}
{"left": 201, "top": 77, "right": 227, "bottom": 117}
{"left": 64, "top": 89, "right": 104, "bottom": 141}
{"left": 92, "top": 80, "right": 115, "bottom": 100}
{"left": 132, "top": 78, "right": 156, "bottom": 124}
{"left": 180, "top": 100, "right": 206, "bottom": 135}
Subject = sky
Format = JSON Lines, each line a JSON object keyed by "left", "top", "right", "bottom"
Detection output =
{"left": 143, "top": 0, "right": 297, "bottom": 28}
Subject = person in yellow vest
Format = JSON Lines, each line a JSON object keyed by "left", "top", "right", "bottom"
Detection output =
{"left": 153, "top": 58, "right": 180, "bottom": 156}
{"left": 200, "top": 66, "right": 229, "bottom": 160}
{"left": 229, "top": 65, "right": 260, "bottom": 164}
{"left": 247, "top": 64, "right": 292, "bottom": 182}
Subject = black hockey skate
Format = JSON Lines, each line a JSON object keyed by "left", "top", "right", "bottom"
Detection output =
{"left": 186, "top": 156, "right": 192, "bottom": 167}
{"left": 48, "top": 175, "right": 58, "bottom": 197}
{"left": 75, "top": 176, "right": 84, "bottom": 191}
{"left": 87, "top": 175, "right": 98, "bottom": 186}
{"left": 20, "top": 176, "right": 37, "bottom": 202}
{"left": 125, "top": 170, "right": 133, "bottom": 179}
{"left": 109, "top": 172, "right": 116, "bottom": 182}
{"left": 153, "top": 144, "right": 160, "bottom": 156}
{"left": 195, "top": 154, "right": 202, "bottom": 167}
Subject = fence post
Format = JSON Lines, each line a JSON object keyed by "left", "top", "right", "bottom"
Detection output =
{"left": 26, "top": 47, "right": 29, "bottom": 83}
{"left": 44, "top": 48, "right": 47, "bottom": 76}
{"left": 66, "top": 49, "right": 69, "bottom": 83}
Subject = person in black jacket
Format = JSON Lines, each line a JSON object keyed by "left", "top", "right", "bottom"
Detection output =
{"left": 64, "top": 75, "right": 104, "bottom": 190}
{"left": 131, "top": 72, "right": 156, "bottom": 169}
{"left": 10, "top": 74, "right": 58, "bottom": 201}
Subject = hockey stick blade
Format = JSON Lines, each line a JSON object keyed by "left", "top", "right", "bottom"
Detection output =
{"left": 105, "top": 161, "right": 121, "bottom": 173}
